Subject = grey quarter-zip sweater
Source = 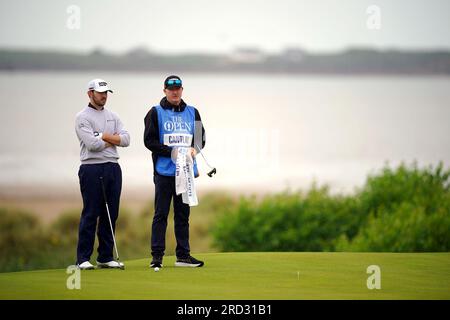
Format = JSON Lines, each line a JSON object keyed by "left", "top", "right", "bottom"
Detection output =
{"left": 75, "top": 104, "right": 130, "bottom": 164}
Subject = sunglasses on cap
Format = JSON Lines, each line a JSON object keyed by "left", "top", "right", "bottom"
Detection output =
{"left": 166, "top": 79, "right": 182, "bottom": 86}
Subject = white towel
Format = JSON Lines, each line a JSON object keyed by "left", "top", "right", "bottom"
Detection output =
{"left": 175, "top": 147, "right": 198, "bottom": 206}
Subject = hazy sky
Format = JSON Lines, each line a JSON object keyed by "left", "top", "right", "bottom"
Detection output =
{"left": 1, "top": 0, "right": 449, "bottom": 54}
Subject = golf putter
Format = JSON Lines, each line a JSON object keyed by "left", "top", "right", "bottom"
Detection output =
{"left": 195, "top": 144, "right": 217, "bottom": 177}
{"left": 99, "top": 176, "right": 125, "bottom": 270}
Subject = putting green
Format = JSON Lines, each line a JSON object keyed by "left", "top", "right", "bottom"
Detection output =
{"left": 0, "top": 252, "right": 449, "bottom": 299}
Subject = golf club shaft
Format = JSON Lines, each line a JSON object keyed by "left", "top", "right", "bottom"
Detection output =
{"left": 100, "top": 177, "right": 120, "bottom": 261}
{"left": 195, "top": 144, "right": 214, "bottom": 170}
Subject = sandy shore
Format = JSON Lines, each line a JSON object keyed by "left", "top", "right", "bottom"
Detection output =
{"left": 0, "top": 184, "right": 256, "bottom": 223}
{"left": 0, "top": 185, "right": 154, "bottom": 223}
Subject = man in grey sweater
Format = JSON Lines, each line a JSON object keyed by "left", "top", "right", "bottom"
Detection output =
{"left": 75, "top": 78, "right": 130, "bottom": 270}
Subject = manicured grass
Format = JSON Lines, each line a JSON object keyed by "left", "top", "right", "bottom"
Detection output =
{"left": 0, "top": 252, "right": 449, "bottom": 299}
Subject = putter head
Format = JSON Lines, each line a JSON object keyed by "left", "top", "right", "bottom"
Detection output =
{"left": 117, "top": 260, "right": 125, "bottom": 270}
{"left": 207, "top": 168, "right": 217, "bottom": 177}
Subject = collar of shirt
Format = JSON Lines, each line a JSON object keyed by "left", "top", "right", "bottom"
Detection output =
{"left": 88, "top": 103, "right": 104, "bottom": 111}
{"left": 160, "top": 97, "right": 187, "bottom": 112}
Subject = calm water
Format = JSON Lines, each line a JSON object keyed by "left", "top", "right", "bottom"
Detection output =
{"left": 1, "top": 71, "right": 449, "bottom": 194}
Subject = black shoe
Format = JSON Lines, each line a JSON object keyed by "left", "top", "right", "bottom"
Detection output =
{"left": 175, "top": 255, "right": 204, "bottom": 267}
{"left": 150, "top": 256, "right": 163, "bottom": 268}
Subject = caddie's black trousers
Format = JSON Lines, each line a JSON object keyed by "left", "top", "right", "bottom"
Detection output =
{"left": 76, "top": 162, "right": 122, "bottom": 264}
{"left": 151, "top": 173, "right": 190, "bottom": 259}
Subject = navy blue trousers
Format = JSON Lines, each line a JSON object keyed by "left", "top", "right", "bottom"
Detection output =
{"left": 151, "top": 174, "right": 190, "bottom": 258}
{"left": 76, "top": 162, "right": 122, "bottom": 264}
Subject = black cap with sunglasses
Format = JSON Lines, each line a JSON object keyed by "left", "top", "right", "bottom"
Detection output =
{"left": 164, "top": 75, "right": 183, "bottom": 89}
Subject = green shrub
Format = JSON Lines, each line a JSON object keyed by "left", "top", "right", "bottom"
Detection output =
{"left": 336, "top": 199, "right": 450, "bottom": 252}
{"left": 212, "top": 186, "right": 363, "bottom": 251}
{"left": 212, "top": 162, "right": 450, "bottom": 252}
{"left": 357, "top": 161, "right": 449, "bottom": 217}
{"left": 0, "top": 208, "right": 49, "bottom": 271}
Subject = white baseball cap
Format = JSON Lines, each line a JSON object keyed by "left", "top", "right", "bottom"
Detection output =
{"left": 87, "top": 78, "right": 113, "bottom": 93}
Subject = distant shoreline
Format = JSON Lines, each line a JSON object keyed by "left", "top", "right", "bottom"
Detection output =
{"left": 1, "top": 47, "right": 450, "bottom": 75}
{"left": 2, "top": 69, "right": 450, "bottom": 78}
